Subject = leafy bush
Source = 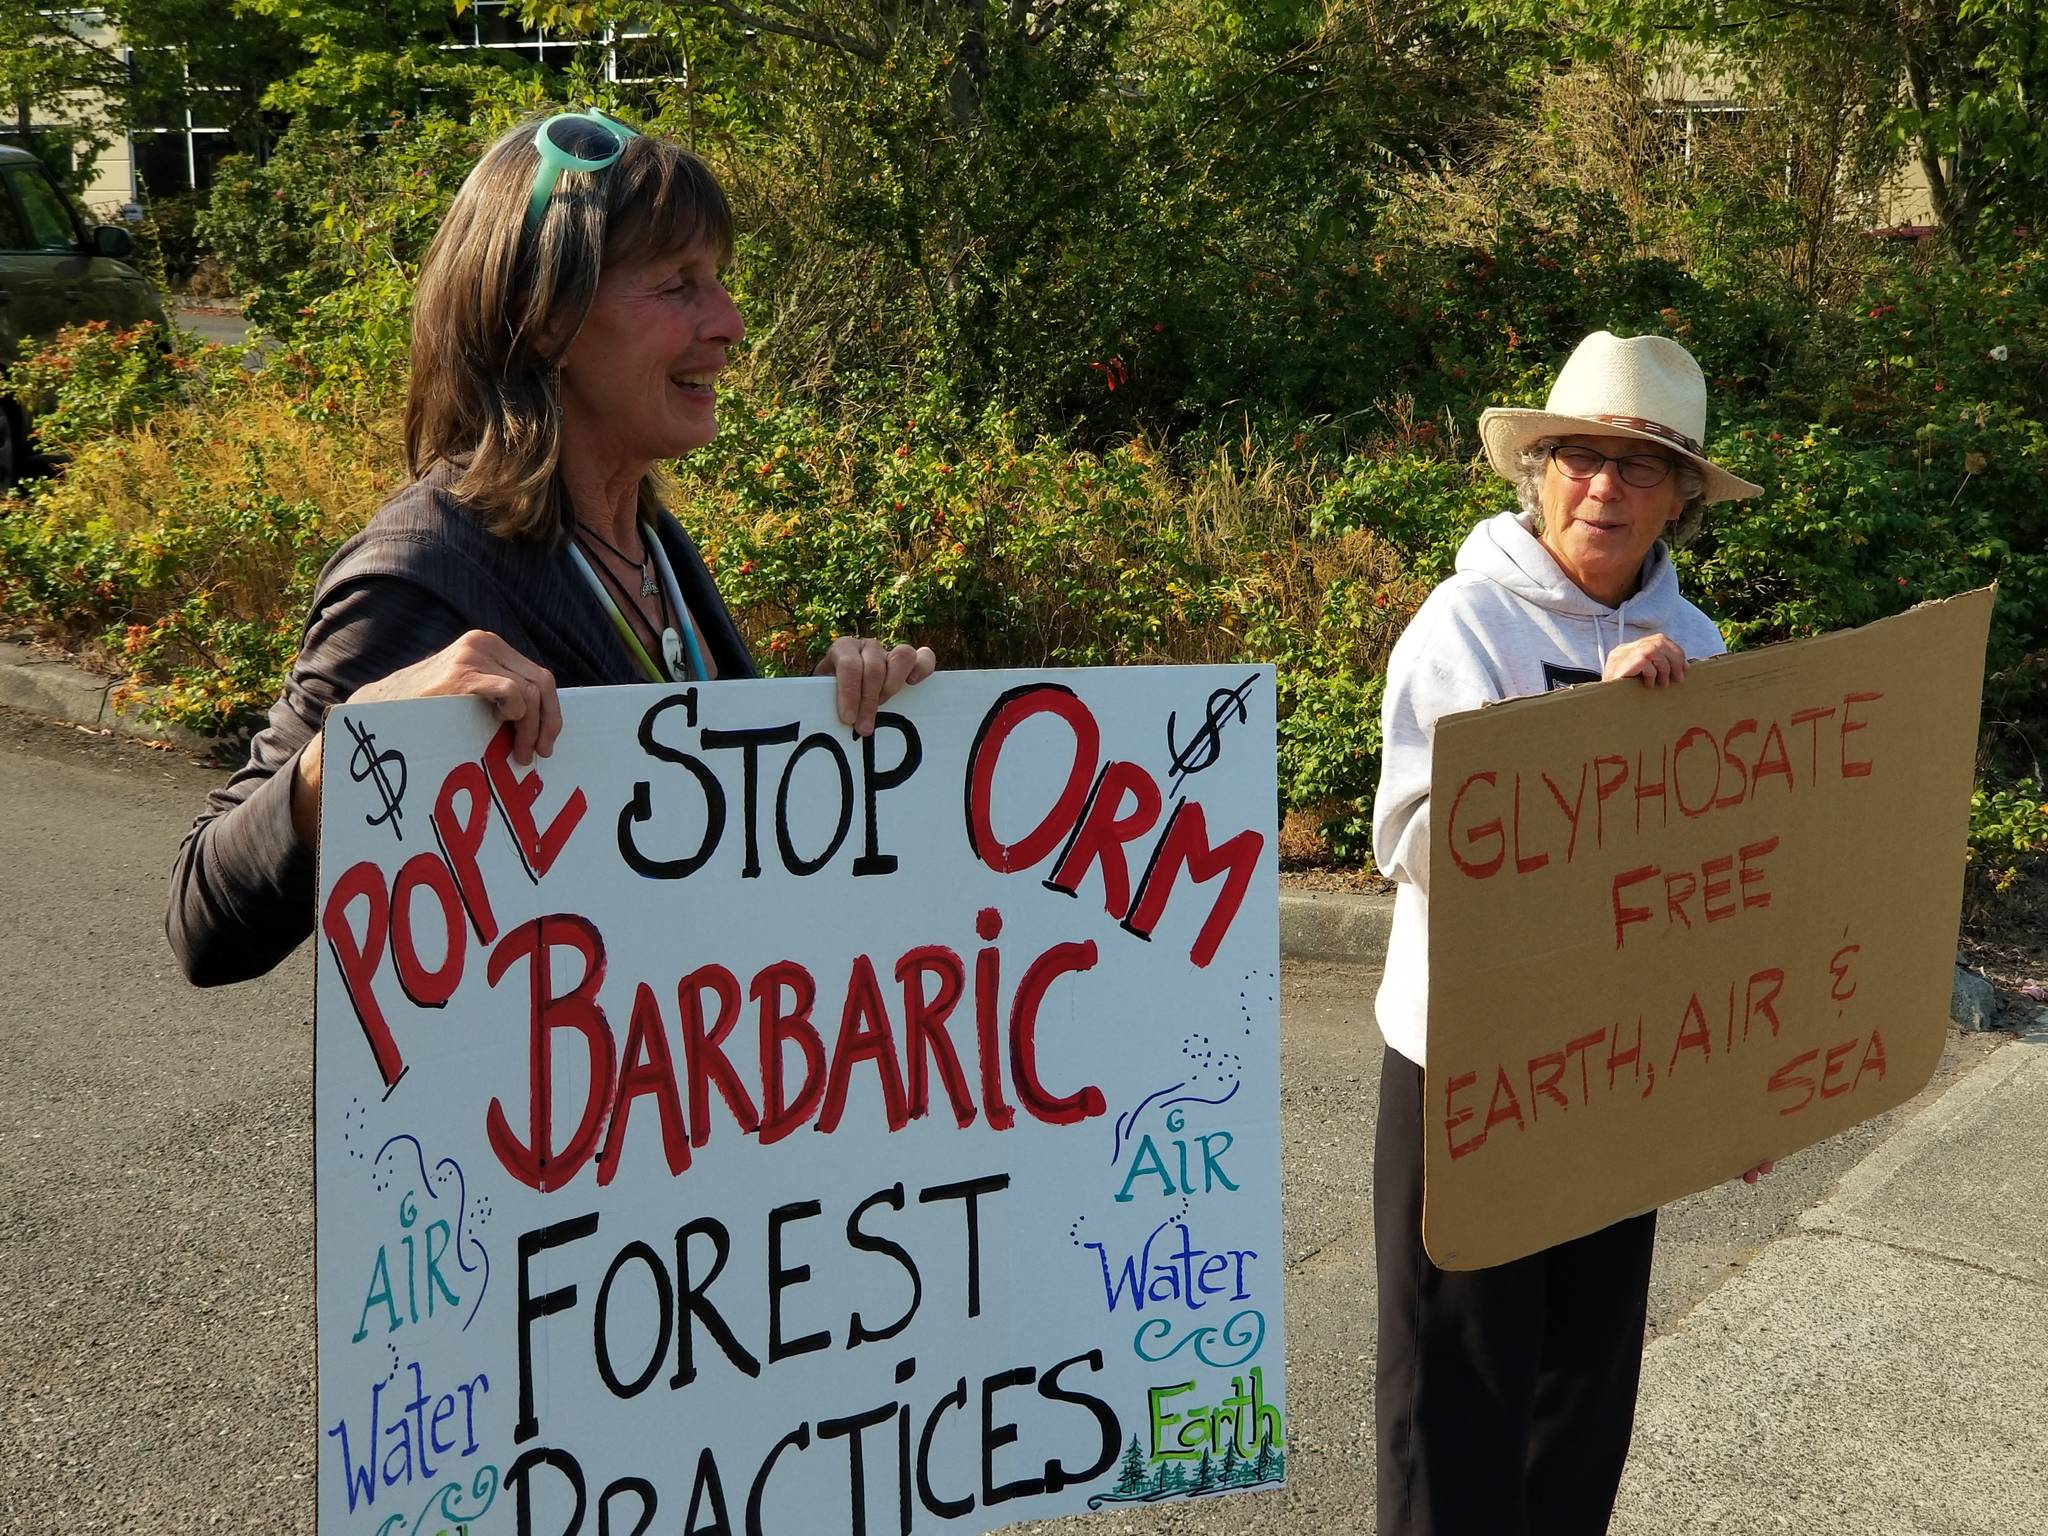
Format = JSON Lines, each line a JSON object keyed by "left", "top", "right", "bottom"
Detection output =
{"left": 3, "top": 321, "right": 197, "bottom": 457}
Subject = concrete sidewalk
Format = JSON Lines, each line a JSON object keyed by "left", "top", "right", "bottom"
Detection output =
{"left": 1614, "top": 1020, "right": 2048, "bottom": 1535}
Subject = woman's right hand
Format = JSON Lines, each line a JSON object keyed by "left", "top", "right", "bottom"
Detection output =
{"left": 291, "top": 630, "right": 562, "bottom": 844}
{"left": 1603, "top": 632, "right": 1690, "bottom": 688}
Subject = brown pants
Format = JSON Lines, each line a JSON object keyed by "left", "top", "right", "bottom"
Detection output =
{"left": 1374, "top": 1046, "right": 1656, "bottom": 1536}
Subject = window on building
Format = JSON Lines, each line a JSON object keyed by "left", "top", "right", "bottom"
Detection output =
{"left": 132, "top": 131, "right": 193, "bottom": 195}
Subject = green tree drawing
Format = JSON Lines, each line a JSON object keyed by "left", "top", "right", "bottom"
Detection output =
{"left": 1115, "top": 1436, "right": 1148, "bottom": 1496}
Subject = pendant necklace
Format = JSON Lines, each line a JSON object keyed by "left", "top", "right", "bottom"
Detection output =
{"left": 577, "top": 519, "right": 657, "bottom": 597}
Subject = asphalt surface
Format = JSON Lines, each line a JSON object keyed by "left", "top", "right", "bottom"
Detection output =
{"left": 0, "top": 704, "right": 2004, "bottom": 1532}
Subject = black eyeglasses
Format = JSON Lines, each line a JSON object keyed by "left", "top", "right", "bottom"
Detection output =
{"left": 1549, "top": 444, "right": 1676, "bottom": 488}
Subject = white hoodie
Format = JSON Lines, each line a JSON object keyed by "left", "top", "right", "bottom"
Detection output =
{"left": 1371, "top": 510, "right": 1725, "bottom": 1064}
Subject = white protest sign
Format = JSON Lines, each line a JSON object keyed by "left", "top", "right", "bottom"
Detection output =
{"left": 314, "top": 667, "right": 1284, "bottom": 1536}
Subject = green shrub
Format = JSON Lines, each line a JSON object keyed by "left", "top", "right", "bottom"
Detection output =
{"left": 3, "top": 321, "right": 200, "bottom": 457}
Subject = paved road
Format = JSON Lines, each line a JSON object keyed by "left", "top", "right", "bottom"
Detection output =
{"left": 171, "top": 301, "right": 255, "bottom": 347}
{"left": 0, "top": 705, "right": 2001, "bottom": 1532}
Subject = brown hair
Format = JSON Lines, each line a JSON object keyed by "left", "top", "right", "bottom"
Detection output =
{"left": 404, "top": 113, "right": 735, "bottom": 542}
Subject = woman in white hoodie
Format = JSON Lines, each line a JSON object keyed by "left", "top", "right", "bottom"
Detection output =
{"left": 1372, "top": 331, "right": 1770, "bottom": 1536}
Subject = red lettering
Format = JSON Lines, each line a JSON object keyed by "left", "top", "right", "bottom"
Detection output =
{"left": 1669, "top": 992, "right": 1713, "bottom": 1073}
{"left": 431, "top": 760, "right": 499, "bottom": 944}
{"left": 1840, "top": 691, "right": 1882, "bottom": 778}
{"left": 1511, "top": 773, "right": 1549, "bottom": 874}
{"left": 389, "top": 851, "right": 465, "bottom": 1008}
{"left": 1124, "top": 800, "right": 1263, "bottom": 968}
{"left": 322, "top": 859, "right": 403, "bottom": 1090}
{"left": 1715, "top": 720, "right": 1755, "bottom": 809}
{"left": 1819, "top": 1037, "right": 1858, "bottom": 1098}
{"left": 1745, "top": 967, "right": 1784, "bottom": 1039}
{"left": 1612, "top": 865, "right": 1659, "bottom": 949}
{"left": 1607, "top": 1016, "right": 1643, "bottom": 1090}
{"left": 1700, "top": 854, "right": 1736, "bottom": 922}
{"left": 485, "top": 915, "right": 614, "bottom": 1191}
{"left": 1673, "top": 726, "right": 1721, "bottom": 818}
{"left": 1541, "top": 765, "right": 1588, "bottom": 863}
{"left": 1045, "top": 760, "right": 1162, "bottom": 918}
{"left": 1738, "top": 837, "right": 1778, "bottom": 911}
{"left": 1527, "top": 1050, "right": 1569, "bottom": 1119}
{"left": 1854, "top": 1028, "right": 1888, "bottom": 1092}
{"left": 897, "top": 945, "right": 974, "bottom": 1128}
{"left": 1634, "top": 744, "right": 1669, "bottom": 832}
{"left": 1008, "top": 941, "right": 1106, "bottom": 1126}
{"left": 597, "top": 982, "right": 690, "bottom": 1185}
{"left": 679, "top": 963, "right": 759, "bottom": 1144}
{"left": 1829, "top": 944, "right": 1861, "bottom": 1001}
{"left": 1664, "top": 869, "right": 1697, "bottom": 928}
{"left": 754, "top": 960, "right": 824, "bottom": 1145}
{"left": 1483, "top": 1067, "right": 1525, "bottom": 1137}
{"left": 1593, "top": 755, "right": 1629, "bottom": 848}
{"left": 1789, "top": 706, "right": 1835, "bottom": 785}
{"left": 974, "top": 908, "right": 1016, "bottom": 1132}
{"left": 965, "top": 686, "right": 1100, "bottom": 873}
{"left": 817, "top": 955, "right": 910, "bottom": 1134}
{"left": 1445, "top": 771, "right": 1505, "bottom": 880}
{"left": 1563, "top": 1029, "right": 1606, "bottom": 1104}
{"left": 1444, "top": 1071, "right": 1483, "bottom": 1159}
{"left": 482, "top": 727, "right": 588, "bottom": 881}
{"left": 1750, "top": 722, "right": 1794, "bottom": 796}
{"left": 1769, "top": 1048, "right": 1820, "bottom": 1114}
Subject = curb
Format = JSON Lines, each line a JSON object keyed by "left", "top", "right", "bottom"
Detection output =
{"left": 1278, "top": 889, "right": 1393, "bottom": 966}
{"left": 1, "top": 638, "right": 1399, "bottom": 965}
{"left": 0, "top": 639, "right": 216, "bottom": 754}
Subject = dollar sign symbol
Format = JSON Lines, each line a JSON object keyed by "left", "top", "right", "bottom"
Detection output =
{"left": 345, "top": 718, "right": 408, "bottom": 840}
{"left": 1166, "top": 674, "right": 1259, "bottom": 794}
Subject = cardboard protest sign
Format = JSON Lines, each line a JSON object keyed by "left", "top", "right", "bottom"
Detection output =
{"left": 1423, "top": 589, "right": 1995, "bottom": 1271}
{"left": 313, "top": 668, "right": 1284, "bottom": 1535}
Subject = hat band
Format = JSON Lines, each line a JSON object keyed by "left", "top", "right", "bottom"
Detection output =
{"left": 1585, "top": 414, "right": 1704, "bottom": 457}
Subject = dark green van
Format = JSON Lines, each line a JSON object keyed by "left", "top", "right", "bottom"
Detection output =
{"left": 0, "top": 145, "right": 170, "bottom": 480}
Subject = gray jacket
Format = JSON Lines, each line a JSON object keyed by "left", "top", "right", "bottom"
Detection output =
{"left": 166, "top": 468, "right": 757, "bottom": 986}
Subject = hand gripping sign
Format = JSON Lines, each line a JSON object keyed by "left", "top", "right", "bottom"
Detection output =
{"left": 1423, "top": 589, "right": 1996, "bottom": 1270}
{"left": 314, "top": 668, "right": 1285, "bottom": 1535}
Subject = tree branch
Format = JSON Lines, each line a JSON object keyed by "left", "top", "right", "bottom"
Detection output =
{"left": 699, "top": 0, "right": 884, "bottom": 61}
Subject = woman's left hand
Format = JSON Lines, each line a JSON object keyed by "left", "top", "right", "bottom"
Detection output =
{"left": 1739, "top": 1159, "right": 1775, "bottom": 1185}
{"left": 816, "top": 636, "right": 939, "bottom": 735}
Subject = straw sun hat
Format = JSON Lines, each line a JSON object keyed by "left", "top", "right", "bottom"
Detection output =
{"left": 1478, "top": 331, "right": 1763, "bottom": 503}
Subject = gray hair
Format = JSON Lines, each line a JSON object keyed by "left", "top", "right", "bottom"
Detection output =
{"left": 1513, "top": 438, "right": 1708, "bottom": 549}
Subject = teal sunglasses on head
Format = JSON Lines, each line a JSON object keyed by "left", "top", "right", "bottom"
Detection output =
{"left": 525, "top": 110, "right": 640, "bottom": 233}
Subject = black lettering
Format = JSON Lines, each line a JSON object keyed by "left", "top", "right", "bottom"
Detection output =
{"left": 818, "top": 1400, "right": 897, "bottom": 1536}
{"left": 847, "top": 1184, "right": 921, "bottom": 1348}
{"left": 774, "top": 732, "right": 854, "bottom": 875}
{"left": 516, "top": 1213, "right": 599, "bottom": 1444}
{"left": 506, "top": 1444, "right": 586, "bottom": 1536}
{"left": 702, "top": 724, "right": 801, "bottom": 878}
{"left": 1036, "top": 1350, "right": 1121, "bottom": 1493}
{"left": 744, "top": 1424, "right": 811, "bottom": 1536}
{"left": 598, "top": 1478, "right": 657, "bottom": 1536}
{"left": 981, "top": 1367, "right": 1044, "bottom": 1506}
{"left": 916, "top": 1377, "right": 973, "bottom": 1519}
{"left": 671, "top": 1217, "right": 761, "bottom": 1387}
{"left": 594, "top": 1241, "right": 673, "bottom": 1400}
{"left": 853, "top": 713, "right": 923, "bottom": 877}
{"left": 919, "top": 1174, "right": 1009, "bottom": 1319}
{"left": 768, "top": 1199, "right": 832, "bottom": 1361}
{"left": 682, "top": 1446, "right": 734, "bottom": 1536}
{"left": 620, "top": 693, "right": 726, "bottom": 879}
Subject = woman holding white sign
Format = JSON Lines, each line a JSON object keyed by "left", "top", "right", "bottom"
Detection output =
{"left": 1371, "top": 331, "right": 1771, "bottom": 1535}
{"left": 168, "top": 111, "right": 934, "bottom": 985}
